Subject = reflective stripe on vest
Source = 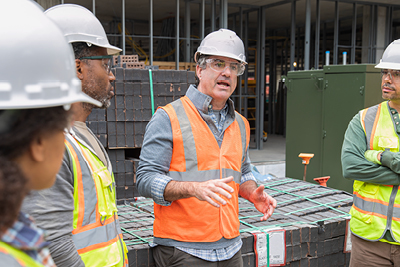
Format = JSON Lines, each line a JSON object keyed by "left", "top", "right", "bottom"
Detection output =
{"left": 0, "top": 242, "right": 44, "bottom": 267}
{"left": 153, "top": 96, "right": 250, "bottom": 242}
{"left": 64, "top": 134, "right": 128, "bottom": 267}
{"left": 359, "top": 104, "right": 380, "bottom": 150}
{"left": 351, "top": 101, "right": 400, "bottom": 243}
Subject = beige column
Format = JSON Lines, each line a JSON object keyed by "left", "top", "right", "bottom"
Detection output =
{"left": 375, "top": 6, "right": 387, "bottom": 63}
{"left": 362, "top": 6, "right": 387, "bottom": 63}
{"left": 361, "top": 6, "right": 370, "bottom": 63}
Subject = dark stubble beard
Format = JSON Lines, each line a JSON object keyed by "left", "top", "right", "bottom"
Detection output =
{"left": 382, "top": 83, "right": 399, "bottom": 101}
{"left": 82, "top": 81, "right": 114, "bottom": 112}
{"left": 82, "top": 93, "right": 112, "bottom": 112}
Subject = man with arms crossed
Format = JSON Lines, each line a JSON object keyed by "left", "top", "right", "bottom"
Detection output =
{"left": 342, "top": 39, "right": 400, "bottom": 266}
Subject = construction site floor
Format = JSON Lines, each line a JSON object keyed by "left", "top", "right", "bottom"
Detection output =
{"left": 249, "top": 134, "right": 286, "bottom": 178}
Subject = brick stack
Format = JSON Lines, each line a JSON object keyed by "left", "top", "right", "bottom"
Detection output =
{"left": 106, "top": 68, "right": 195, "bottom": 149}
{"left": 118, "top": 177, "right": 353, "bottom": 267}
{"left": 113, "top": 55, "right": 145, "bottom": 69}
{"left": 238, "top": 178, "right": 353, "bottom": 267}
{"left": 86, "top": 68, "right": 196, "bottom": 203}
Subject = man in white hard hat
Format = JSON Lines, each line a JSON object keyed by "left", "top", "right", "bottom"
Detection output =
{"left": 342, "top": 39, "right": 400, "bottom": 266}
{"left": 137, "top": 29, "right": 277, "bottom": 266}
{"left": 21, "top": 4, "right": 128, "bottom": 267}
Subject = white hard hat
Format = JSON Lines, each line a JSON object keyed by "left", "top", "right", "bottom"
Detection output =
{"left": 375, "top": 39, "right": 400, "bottom": 70}
{"left": 0, "top": 0, "right": 101, "bottom": 110}
{"left": 194, "top": 29, "right": 247, "bottom": 64}
{"left": 45, "top": 4, "right": 121, "bottom": 55}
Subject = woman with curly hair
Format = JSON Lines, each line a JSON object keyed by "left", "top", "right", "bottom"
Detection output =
{"left": 0, "top": 1, "right": 100, "bottom": 266}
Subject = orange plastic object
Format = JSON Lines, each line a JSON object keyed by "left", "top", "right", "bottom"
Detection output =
{"left": 314, "top": 176, "right": 330, "bottom": 187}
{"left": 298, "top": 153, "right": 314, "bottom": 165}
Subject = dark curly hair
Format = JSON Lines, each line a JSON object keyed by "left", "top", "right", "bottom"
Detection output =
{"left": 0, "top": 158, "right": 28, "bottom": 233}
{"left": 71, "top": 42, "right": 96, "bottom": 59}
{"left": 0, "top": 106, "right": 71, "bottom": 233}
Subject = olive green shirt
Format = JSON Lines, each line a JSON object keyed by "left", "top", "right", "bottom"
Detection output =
{"left": 342, "top": 106, "right": 400, "bottom": 185}
{"left": 341, "top": 104, "right": 400, "bottom": 242}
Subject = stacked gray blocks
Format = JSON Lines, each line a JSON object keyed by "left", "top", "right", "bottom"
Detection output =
{"left": 106, "top": 68, "right": 194, "bottom": 149}
{"left": 118, "top": 178, "right": 353, "bottom": 267}
{"left": 119, "top": 204, "right": 155, "bottom": 266}
{"left": 86, "top": 68, "right": 196, "bottom": 203}
{"left": 107, "top": 149, "right": 140, "bottom": 204}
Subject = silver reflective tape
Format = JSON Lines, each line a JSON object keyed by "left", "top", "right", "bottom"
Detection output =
{"left": 170, "top": 100, "right": 198, "bottom": 171}
{"left": 168, "top": 168, "right": 240, "bottom": 183}
{"left": 72, "top": 220, "right": 119, "bottom": 250}
{"left": 363, "top": 104, "right": 379, "bottom": 148}
{"left": 353, "top": 194, "right": 388, "bottom": 217}
{"left": 65, "top": 134, "right": 98, "bottom": 226}
{"left": 235, "top": 112, "right": 247, "bottom": 163}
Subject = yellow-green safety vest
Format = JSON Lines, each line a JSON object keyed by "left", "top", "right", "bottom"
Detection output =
{"left": 0, "top": 241, "right": 44, "bottom": 267}
{"left": 65, "top": 133, "right": 128, "bottom": 267}
{"left": 351, "top": 101, "right": 400, "bottom": 244}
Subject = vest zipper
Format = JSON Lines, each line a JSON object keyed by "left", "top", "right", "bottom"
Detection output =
{"left": 386, "top": 185, "right": 398, "bottom": 239}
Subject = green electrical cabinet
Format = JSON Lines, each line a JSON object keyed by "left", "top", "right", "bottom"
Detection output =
{"left": 285, "top": 64, "right": 382, "bottom": 193}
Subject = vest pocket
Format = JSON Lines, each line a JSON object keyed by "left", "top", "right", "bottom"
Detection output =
{"left": 351, "top": 182, "right": 379, "bottom": 225}
{"left": 357, "top": 182, "right": 379, "bottom": 196}
{"left": 350, "top": 207, "right": 373, "bottom": 224}
{"left": 94, "top": 167, "right": 117, "bottom": 218}
{"left": 378, "top": 136, "right": 398, "bottom": 150}
{"left": 80, "top": 241, "right": 121, "bottom": 267}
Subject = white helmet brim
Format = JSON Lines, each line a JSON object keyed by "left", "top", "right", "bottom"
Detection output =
{"left": 375, "top": 61, "right": 400, "bottom": 70}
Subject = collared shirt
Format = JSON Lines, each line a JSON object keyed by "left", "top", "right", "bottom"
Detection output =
{"left": 177, "top": 239, "right": 243, "bottom": 262}
{"left": 0, "top": 212, "right": 56, "bottom": 267}
{"left": 137, "top": 85, "right": 256, "bottom": 261}
{"left": 208, "top": 103, "right": 229, "bottom": 134}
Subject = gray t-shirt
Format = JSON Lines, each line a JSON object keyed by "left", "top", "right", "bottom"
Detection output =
{"left": 74, "top": 121, "right": 107, "bottom": 167}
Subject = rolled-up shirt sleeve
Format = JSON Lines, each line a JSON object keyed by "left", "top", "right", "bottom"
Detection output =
{"left": 151, "top": 175, "right": 172, "bottom": 206}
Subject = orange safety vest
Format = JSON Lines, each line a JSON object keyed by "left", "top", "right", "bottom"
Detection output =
{"left": 153, "top": 96, "right": 250, "bottom": 242}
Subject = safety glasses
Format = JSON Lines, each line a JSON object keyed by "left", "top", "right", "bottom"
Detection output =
{"left": 79, "top": 55, "right": 113, "bottom": 75}
{"left": 381, "top": 69, "right": 400, "bottom": 82}
{"left": 205, "top": 58, "right": 245, "bottom": 76}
